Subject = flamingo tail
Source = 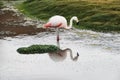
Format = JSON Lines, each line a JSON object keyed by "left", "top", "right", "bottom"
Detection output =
{"left": 44, "top": 23, "right": 51, "bottom": 28}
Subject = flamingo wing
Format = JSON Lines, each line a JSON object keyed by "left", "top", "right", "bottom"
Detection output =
{"left": 44, "top": 15, "right": 67, "bottom": 28}
{"left": 44, "top": 22, "right": 62, "bottom": 28}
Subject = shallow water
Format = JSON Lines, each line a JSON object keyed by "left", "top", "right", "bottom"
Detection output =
{"left": 0, "top": 29, "right": 120, "bottom": 80}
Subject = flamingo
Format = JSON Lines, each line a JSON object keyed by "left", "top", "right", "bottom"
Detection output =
{"left": 48, "top": 48, "right": 79, "bottom": 62}
{"left": 43, "top": 15, "right": 79, "bottom": 46}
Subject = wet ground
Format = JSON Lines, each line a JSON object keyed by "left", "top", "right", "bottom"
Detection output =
{"left": 0, "top": 2, "right": 120, "bottom": 80}
{"left": 0, "top": 4, "right": 46, "bottom": 38}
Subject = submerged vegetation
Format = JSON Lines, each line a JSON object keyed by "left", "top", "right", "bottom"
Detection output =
{"left": 17, "top": 0, "right": 120, "bottom": 32}
{"left": 17, "top": 45, "right": 60, "bottom": 54}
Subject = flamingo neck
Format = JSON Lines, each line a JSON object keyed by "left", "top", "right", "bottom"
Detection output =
{"left": 65, "top": 48, "right": 79, "bottom": 61}
{"left": 69, "top": 17, "right": 74, "bottom": 28}
{"left": 65, "top": 17, "right": 74, "bottom": 29}
{"left": 65, "top": 48, "right": 74, "bottom": 59}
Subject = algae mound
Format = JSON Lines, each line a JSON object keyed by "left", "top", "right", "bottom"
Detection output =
{"left": 17, "top": 45, "right": 60, "bottom": 54}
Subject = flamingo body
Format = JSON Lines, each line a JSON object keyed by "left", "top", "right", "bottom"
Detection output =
{"left": 44, "top": 15, "right": 67, "bottom": 28}
{"left": 43, "top": 15, "right": 79, "bottom": 47}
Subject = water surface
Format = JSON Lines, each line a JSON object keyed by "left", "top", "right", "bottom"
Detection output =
{"left": 0, "top": 30, "right": 120, "bottom": 80}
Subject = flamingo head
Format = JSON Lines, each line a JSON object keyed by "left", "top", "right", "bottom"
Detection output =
{"left": 72, "top": 16, "right": 79, "bottom": 25}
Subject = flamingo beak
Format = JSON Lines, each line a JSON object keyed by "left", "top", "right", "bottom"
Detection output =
{"left": 77, "top": 52, "right": 79, "bottom": 56}
{"left": 76, "top": 21, "right": 80, "bottom": 25}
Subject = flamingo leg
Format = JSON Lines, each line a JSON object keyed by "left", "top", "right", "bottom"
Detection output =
{"left": 57, "top": 34, "right": 60, "bottom": 42}
{"left": 56, "top": 28, "right": 60, "bottom": 48}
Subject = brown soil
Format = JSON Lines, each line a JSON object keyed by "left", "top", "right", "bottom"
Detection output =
{"left": 0, "top": 8, "right": 46, "bottom": 38}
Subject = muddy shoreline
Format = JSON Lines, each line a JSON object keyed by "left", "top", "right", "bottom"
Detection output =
{"left": 0, "top": 5, "right": 47, "bottom": 38}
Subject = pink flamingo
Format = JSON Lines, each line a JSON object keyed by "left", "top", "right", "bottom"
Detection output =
{"left": 43, "top": 15, "right": 79, "bottom": 47}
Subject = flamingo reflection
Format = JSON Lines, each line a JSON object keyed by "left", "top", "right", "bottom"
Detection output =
{"left": 48, "top": 48, "right": 79, "bottom": 62}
